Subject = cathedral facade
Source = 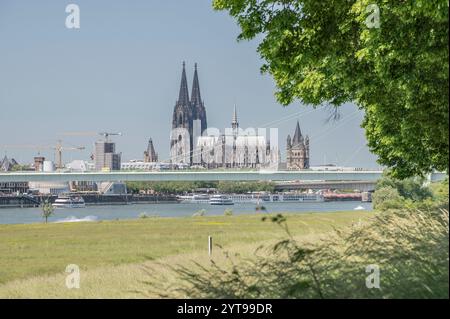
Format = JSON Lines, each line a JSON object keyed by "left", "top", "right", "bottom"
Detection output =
{"left": 286, "top": 121, "right": 310, "bottom": 169}
{"left": 170, "top": 62, "right": 278, "bottom": 168}
{"left": 193, "top": 106, "right": 279, "bottom": 168}
{"left": 170, "top": 62, "right": 207, "bottom": 165}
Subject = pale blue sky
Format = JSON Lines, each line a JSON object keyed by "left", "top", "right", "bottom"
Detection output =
{"left": 0, "top": 0, "right": 379, "bottom": 168}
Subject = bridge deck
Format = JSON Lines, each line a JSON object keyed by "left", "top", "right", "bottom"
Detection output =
{"left": 1, "top": 170, "right": 383, "bottom": 183}
{"left": 0, "top": 170, "right": 445, "bottom": 183}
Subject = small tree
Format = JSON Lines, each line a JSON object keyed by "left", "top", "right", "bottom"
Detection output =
{"left": 41, "top": 199, "right": 54, "bottom": 223}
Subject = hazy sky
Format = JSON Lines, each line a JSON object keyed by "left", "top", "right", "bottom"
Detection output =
{"left": 0, "top": 0, "right": 380, "bottom": 168}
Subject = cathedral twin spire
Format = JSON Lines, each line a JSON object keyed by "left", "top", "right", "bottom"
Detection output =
{"left": 172, "top": 62, "right": 208, "bottom": 165}
{"left": 176, "top": 62, "right": 203, "bottom": 112}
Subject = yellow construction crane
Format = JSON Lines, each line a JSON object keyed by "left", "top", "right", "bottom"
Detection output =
{"left": 54, "top": 140, "right": 85, "bottom": 169}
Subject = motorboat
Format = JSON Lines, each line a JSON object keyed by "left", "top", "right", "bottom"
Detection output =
{"left": 209, "top": 194, "right": 234, "bottom": 205}
{"left": 52, "top": 194, "right": 86, "bottom": 208}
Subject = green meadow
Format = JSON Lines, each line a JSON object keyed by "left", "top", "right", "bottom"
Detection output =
{"left": 0, "top": 211, "right": 372, "bottom": 298}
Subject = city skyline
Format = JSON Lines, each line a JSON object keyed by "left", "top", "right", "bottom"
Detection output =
{"left": 0, "top": 0, "right": 379, "bottom": 168}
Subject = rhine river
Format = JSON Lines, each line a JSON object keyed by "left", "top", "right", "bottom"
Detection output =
{"left": 0, "top": 201, "right": 372, "bottom": 225}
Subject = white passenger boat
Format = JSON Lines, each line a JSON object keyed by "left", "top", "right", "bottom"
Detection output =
{"left": 209, "top": 194, "right": 234, "bottom": 205}
{"left": 178, "top": 194, "right": 210, "bottom": 203}
{"left": 52, "top": 195, "right": 86, "bottom": 208}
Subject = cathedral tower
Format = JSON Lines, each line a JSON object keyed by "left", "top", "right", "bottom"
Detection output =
{"left": 191, "top": 63, "right": 207, "bottom": 135}
{"left": 171, "top": 62, "right": 193, "bottom": 164}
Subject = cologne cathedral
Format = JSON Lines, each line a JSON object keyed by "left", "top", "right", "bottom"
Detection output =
{"left": 170, "top": 62, "right": 279, "bottom": 168}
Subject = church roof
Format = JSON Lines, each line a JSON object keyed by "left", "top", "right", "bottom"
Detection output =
{"left": 292, "top": 120, "right": 303, "bottom": 146}
{"left": 147, "top": 138, "right": 157, "bottom": 156}
{"left": 0, "top": 156, "right": 16, "bottom": 172}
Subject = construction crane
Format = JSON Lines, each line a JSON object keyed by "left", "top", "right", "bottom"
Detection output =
{"left": 99, "top": 132, "right": 122, "bottom": 142}
{"left": 62, "top": 131, "right": 123, "bottom": 141}
{"left": 0, "top": 140, "right": 85, "bottom": 169}
{"left": 54, "top": 140, "right": 85, "bottom": 169}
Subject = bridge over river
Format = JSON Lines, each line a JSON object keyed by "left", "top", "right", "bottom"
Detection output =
{"left": 0, "top": 170, "right": 446, "bottom": 184}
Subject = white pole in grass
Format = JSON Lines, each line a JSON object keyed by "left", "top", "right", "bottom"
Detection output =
{"left": 208, "top": 236, "right": 213, "bottom": 257}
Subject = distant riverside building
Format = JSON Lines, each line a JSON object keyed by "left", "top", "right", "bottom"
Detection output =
{"left": 121, "top": 160, "right": 183, "bottom": 171}
{"left": 144, "top": 138, "right": 158, "bottom": 162}
{"left": 0, "top": 156, "right": 18, "bottom": 172}
{"left": 94, "top": 141, "right": 121, "bottom": 171}
{"left": 0, "top": 182, "right": 29, "bottom": 194}
{"left": 70, "top": 181, "right": 98, "bottom": 192}
{"left": 169, "top": 62, "right": 278, "bottom": 168}
{"left": 33, "top": 156, "right": 45, "bottom": 172}
{"left": 28, "top": 181, "right": 70, "bottom": 195}
{"left": 66, "top": 160, "right": 94, "bottom": 172}
{"left": 286, "top": 121, "right": 310, "bottom": 170}
{"left": 194, "top": 106, "right": 279, "bottom": 168}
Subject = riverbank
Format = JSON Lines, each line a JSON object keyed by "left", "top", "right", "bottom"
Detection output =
{"left": 0, "top": 201, "right": 372, "bottom": 224}
{"left": 0, "top": 194, "right": 178, "bottom": 209}
{"left": 0, "top": 210, "right": 373, "bottom": 297}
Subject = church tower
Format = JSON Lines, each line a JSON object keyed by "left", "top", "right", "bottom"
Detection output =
{"left": 144, "top": 138, "right": 158, "bottom": 163}
{"left": 286, "top": 120, "right": 310, "bottom": 169}
{"left": 170, "top": 62, "right": 193, "bottom": 164}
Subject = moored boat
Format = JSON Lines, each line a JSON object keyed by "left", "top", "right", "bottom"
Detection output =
{"left": 178, "top": 194, "right": 210, "bottom": 203}
{"left": 209, "top": 194, "right": 234, "bottom": 205}
{"left": 52, "top": 194, "right": 86, "bottom": 208}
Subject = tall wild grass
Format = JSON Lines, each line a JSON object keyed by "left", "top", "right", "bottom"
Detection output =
{"left": 152, "top": 209, "right": 449, "bottom": 298}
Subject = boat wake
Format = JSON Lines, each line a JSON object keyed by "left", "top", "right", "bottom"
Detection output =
{"left": 53, "top": 215, "right": 98, "bottom": 223}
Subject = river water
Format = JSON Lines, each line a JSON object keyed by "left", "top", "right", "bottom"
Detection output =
{"left": 0, "top": 201, "right": 372, "bottom": 225}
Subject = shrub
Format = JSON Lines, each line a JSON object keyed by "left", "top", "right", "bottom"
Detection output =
{"left": 224, "top": 209, "right": 233, "bottom": 216}
{"left": 372, "top": 187, "right": 405, "bottom": 210}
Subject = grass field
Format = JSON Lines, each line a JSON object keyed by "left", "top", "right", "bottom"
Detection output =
{"left": 0, "top": 211, "right": 373, "bottom": 298}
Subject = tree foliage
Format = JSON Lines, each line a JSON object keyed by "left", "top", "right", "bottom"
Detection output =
{"left": 213, "top": 0, "right": 449, "bottom": 178}
{"left": 217, "top": 181, "right": 275, "bottom": 193}
{"left": 373, "top": 173, "right": 447, "bottom": 210}
{"left": 126, "top": 181, "right": 275, "bottom": 194}
{"left": 375, "top": 172, "right": 433, "bottom": 201}
{"left": 126, "top": 181, "right": 217, "bottom": 194}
